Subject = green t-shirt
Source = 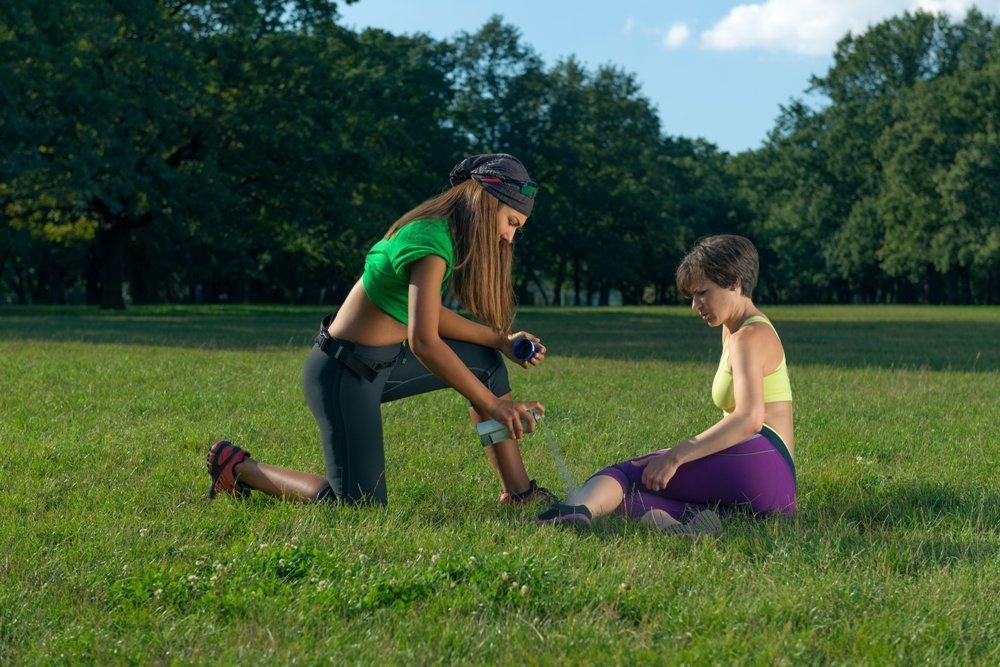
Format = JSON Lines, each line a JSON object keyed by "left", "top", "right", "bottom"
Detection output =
{"left": 362, "top": 218, "right": 454, "bottom": 324}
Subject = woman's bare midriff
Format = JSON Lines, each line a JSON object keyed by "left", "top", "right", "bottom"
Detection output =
{"left": 763, "top": 400, "right": 794, "bottom": 456}
{"left": 327, "top": 280, "right": 409, "bottom": 346}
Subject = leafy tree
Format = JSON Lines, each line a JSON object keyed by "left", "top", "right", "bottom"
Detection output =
{"left": 662, "top": 137, "right": 747, "bottom": 303}
{"left": 201, "top": 24, "right": 460, "bottom": 304}
{"left": 0, "top": 0, "right": 357, "bottom": 308}
{"left": 447, "top": 16, "right": 546, "bottom": 156}
{"left": 2, "top": 1, "right": 210, "bottom": 307}
{"left": 531, "top": 59, "right": 673, "bottom": 305}
{"left": 738, "top": 8, "right": 998, "bottom": 304}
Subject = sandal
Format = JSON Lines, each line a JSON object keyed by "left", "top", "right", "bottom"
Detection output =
{"left": 206, "top": 439, "right": 252, "bottom": 499}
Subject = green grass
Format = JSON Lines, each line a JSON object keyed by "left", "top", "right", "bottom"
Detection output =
{"left": 2, "top": 304, "right": 998, "bottom": 664}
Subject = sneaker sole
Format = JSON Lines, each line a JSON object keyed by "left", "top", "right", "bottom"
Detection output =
{"left": 537, "top": 512, "right": 592, "bottom": 529}
{"left": 663, "top": 509, "right": 722, "bottom": 537}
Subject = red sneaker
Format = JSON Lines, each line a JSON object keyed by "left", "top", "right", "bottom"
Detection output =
{"left": 206, "top": 440, "right": 252, "bottom": 499}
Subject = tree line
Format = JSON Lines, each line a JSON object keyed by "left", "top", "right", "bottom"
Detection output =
{"left": 2, "top": 1, "right": 997, "bottom": 309}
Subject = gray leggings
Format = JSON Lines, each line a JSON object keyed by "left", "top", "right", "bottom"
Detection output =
{"left": 301, "top": 337, "right": 511, "bottom": 505}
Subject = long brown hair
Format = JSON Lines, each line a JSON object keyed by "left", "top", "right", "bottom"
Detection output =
{"left": 384, "top": 180, "right": 515, "bottom": 332}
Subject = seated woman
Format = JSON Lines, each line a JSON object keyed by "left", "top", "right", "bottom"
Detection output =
{"left": 539, "top": 235, "right": 796, "bottom": 535}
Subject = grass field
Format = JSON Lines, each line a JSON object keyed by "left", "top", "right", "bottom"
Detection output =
{"left": 2, "top": 304, "right": 998, "bottom": 664}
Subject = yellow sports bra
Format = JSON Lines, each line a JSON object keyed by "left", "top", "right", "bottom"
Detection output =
{"left": 712, "top": 315, "right": 792, "bottom": 414}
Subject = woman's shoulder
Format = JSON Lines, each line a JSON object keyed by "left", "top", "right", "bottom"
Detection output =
{"left": 729, "top": 317, "right": 782, "bottom": 354}
{"left": 381, "top": 219, "right": 454, "bottom": 271}
{"left": 388, "top": 219, "right": 452, "bottom": 247}
{"left": 394, "top": 218, "right": 449, "bottom": 235}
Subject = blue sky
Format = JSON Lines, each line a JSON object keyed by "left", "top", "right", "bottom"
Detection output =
{"left": 337, "top": 0, "right": 1000, "bottom": 154}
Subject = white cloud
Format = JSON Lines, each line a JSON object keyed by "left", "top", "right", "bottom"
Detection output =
{"left": 914, "top": 0, "right": 974, "bottom": 13}
{"left": 664, "top": 22, "right": 691, "bottom": 49}
{"left": 700, "top": 0, "right": 1000, "bottom": 55}
{"left": 623, "top": 16, "right": 635, "bottom": 34}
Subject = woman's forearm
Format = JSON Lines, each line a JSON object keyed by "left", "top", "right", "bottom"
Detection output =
{"left": 437, "top": 305, "right": 505, "bottom": 348}
{"left": 670, "top": 412, "right": 762, "bottom": 465}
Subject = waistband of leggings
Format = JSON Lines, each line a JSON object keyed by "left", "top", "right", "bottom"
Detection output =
{"left": 322, "top": 336, "right": 404, "bottom": 361}
{"left": 317, "top": 310, "right": 404, "bottom": 363}
{"left": 314, "top": 326, "right": 404, "bottom": 382}
{"left": 760, "top": 423, "right": 796, "bottom": 483}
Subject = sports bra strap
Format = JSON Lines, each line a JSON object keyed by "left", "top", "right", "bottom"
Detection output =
{"left": 739, "top": 315, "right": 775, "bottom": 331}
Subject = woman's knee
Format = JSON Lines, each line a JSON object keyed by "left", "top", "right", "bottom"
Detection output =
{"left": 446, "top": 340, "right": 510, "bottom": 397}
{"left": 314, "top": 483, "right": 337, "bottom": 503}
{"left": 595, "top": 459, "right": 646, "bottom": 490}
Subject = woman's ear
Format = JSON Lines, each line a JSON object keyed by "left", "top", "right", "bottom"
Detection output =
{"left": 729, "top": 279, "right": 742, "bottom": 294}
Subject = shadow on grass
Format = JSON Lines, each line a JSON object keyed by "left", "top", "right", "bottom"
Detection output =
{"left": 0, "top": 305, "right": 321, "bottom": 350}
{"left": 814, "top": 479, "right": 1000, "bottom": 529}
{"left": 790, "top": 480, "right": 1000, "bottom": 574}
{"left": 526, "top": 480, "right": 1000, "bottom": 574}
{"left": 1, "top": 305, "right": 997, "bottom": 371}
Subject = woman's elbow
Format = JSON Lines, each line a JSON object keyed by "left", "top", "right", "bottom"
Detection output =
{"left": 407, "top": 332, "right": 439, "bottom": 359}
{"left": 732, "top": 408, "right": 765, "bottom": 435}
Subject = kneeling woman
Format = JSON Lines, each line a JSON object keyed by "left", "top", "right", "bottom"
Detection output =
{"left": 207, "top": 154, "right": 554, "bottom": 507}
{"left": 539, "top": 235, "right": 795, "bottom": 534}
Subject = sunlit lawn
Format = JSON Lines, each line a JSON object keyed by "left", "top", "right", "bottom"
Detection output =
{"left": 2, "top": 304, "right": 998, "bottom": 664}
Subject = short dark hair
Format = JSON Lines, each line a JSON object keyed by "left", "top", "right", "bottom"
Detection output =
{"left": 676, "top": 235, "right": 759, "bottom": 298}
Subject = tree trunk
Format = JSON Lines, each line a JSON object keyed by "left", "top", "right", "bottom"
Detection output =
{"left": 98, "top": 223, "right": 127, "bottom": 310}
{"left": 528, "top": 269, "right": 550, "bottom": 306}
{"left": 47, "top": 262, "right": 64, "bottom": 304}
{"left": 553, "top": 261, "right": 566, "bottom": 306}
{"left": 572, "top": 256, "right": 582, "bottom": 306}
{"left": 85, "top": 244, "right": 101, "bottom": 305}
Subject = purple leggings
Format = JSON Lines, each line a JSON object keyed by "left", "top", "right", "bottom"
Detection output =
{"left": 594, "top": 425, "right": 796, "bottom": 520}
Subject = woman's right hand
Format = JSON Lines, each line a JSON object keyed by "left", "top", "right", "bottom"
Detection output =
{"left": 488, "top": 399, "right": 545, "bottom": 440}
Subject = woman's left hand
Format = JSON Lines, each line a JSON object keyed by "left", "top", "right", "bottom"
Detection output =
{"left": 502, "top": 332, "right": 546, "bottom": 368}
{"left": 633, "top": 452, "right": 681, "bottom": 492}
